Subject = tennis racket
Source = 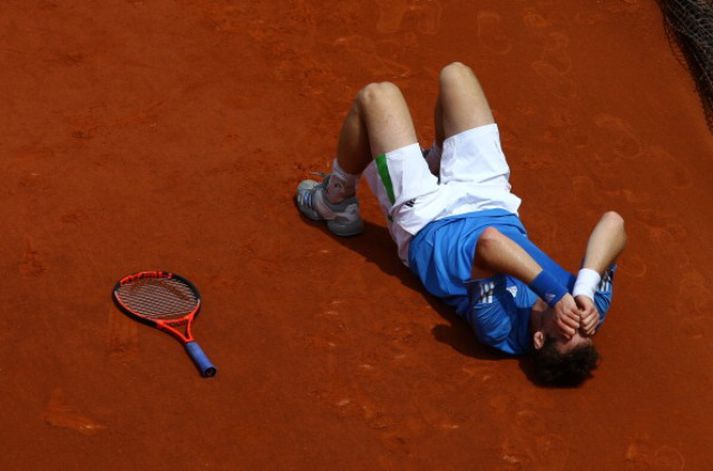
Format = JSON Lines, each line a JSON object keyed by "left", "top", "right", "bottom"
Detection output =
{"left": 112, "top": 270, "right": 217, "bottom": 377}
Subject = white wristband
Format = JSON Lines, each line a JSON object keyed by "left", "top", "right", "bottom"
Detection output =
{"left": 572, "top": 268, "right": 601, "bottom": 300}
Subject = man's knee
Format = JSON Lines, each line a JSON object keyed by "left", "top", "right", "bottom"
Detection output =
{"left": 440, "top": 61, "right": 476, "bottom": 87}
{"left": 356, "top": 81, "right": 404, "bottom": 110}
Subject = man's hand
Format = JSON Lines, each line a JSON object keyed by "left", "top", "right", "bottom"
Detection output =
{"left": 553, "top": 294, "right": 581, "bottom": 339}
{"left": 575, "top": 295, "right": 600, "bottom": 336}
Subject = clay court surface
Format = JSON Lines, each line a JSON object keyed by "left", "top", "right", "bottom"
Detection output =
{"left": 2, "top": 0, "right": 713, "bottom": 468}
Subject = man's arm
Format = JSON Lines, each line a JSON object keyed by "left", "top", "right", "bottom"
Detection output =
{"left": 473, "top": 227, "right": 581, "bottom": 338}
{"left": 574, "top": 211, "right": 627, "bottom": 335}
{"left": 472, "top": 227, "right": 541, "bottom": 281}
{"left": 580, "top": 211, "right": 627, "bottom": 274}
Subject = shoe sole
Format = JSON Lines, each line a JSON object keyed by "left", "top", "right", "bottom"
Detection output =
{"left": 327, "top": 218, "right": 364, "bottom": 237}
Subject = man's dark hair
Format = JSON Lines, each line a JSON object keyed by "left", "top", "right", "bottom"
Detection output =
{"left": 532, "top": 337, "right": 600, "bottom": 387}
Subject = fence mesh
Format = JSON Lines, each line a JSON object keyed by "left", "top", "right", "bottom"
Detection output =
{"left": 658, "top": 0, "right": 713, "bottom": 131}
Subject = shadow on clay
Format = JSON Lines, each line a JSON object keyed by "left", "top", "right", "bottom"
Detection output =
{"left": 301, "top": 216, "right": 510, "bottom": 362}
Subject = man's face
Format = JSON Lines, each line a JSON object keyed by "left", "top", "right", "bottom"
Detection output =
{"left": 551, "top": 331, "right": 592, "bottom": 353}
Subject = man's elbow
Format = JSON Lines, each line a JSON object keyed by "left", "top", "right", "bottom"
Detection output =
{"left": 603, "top": 210, "right": 626, "bottom": 232}
{"left": 477, "top": 227, "right": 503, "bottom": 257}
{"left": 602, "top": 210, "right": 624, "bottom": 227}
{"left": 602, "top": 210, "right": 627, "bottom": 247}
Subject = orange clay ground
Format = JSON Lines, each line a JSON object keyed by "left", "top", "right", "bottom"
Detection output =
{"left": 2, "top": 0, "right": 713, "bottom": 469}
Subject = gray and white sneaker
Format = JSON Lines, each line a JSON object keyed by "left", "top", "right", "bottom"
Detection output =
{"left": 296, "top": 174, "right": 364, "bottom": 236}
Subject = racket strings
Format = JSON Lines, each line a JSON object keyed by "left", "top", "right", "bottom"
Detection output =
{"left": 117, "top": 278, "right": 199, "bottom": 320}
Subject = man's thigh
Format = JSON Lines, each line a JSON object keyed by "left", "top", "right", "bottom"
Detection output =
{"left": 357, "top": 82, "right": 418, "bottom": 157}
{"left": 439, "top": 62, "right": 495, "bottom": 139}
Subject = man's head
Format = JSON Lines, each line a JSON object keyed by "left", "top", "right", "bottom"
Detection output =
{"left": 531, "top": 308, "right": 600, "bottom": 386}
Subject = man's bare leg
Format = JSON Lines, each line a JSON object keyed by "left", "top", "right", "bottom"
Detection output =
{"left": 437, "top": 62, "right": 495, "bottom": 142}
{"left": 296, "top": 82, "right": 418, "bottom": 235}
{"left": 427, "top": 62, "right": 495, "bottom": 173}
{"left": 334, "top": 102, "right": 371, "bottom": 176}
{"left": 336, "top": 82, "right": 418, "bottom": 175}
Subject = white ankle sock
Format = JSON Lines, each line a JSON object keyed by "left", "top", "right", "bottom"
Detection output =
{"left": 326, "top": 158, "right": 359, "bottom": 202}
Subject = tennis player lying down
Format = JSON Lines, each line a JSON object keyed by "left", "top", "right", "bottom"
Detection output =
{"left": 296, "top": 62, "right": 627, "bottom": 386}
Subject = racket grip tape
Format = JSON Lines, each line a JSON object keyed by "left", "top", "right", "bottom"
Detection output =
{"left": 185, "top": 341, "right": 217, "bottom": 377}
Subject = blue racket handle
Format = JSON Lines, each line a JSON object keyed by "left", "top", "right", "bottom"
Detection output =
{"left": 185, "top": 341, "right": 217, "bottom": 377}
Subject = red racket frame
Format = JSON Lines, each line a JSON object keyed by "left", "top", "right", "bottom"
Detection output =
{"left": 113, "top": 270, "right": 216, "bottom": 377}
{"left": 113, "top": 270, "right": 201, "bottom": 344}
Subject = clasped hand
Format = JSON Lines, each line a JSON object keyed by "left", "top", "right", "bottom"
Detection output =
{"left": 552, "top": 294, "right": 600, "bottom": 339}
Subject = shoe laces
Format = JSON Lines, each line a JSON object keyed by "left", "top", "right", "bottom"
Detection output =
{"left": 299, "top": 173, "right": 329, "bottom": 210}
{"left": 300, "top": 188, "right": 315, "bottom": 209}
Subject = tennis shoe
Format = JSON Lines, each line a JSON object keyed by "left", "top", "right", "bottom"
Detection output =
{"left": 296, "top": 174, "right": 364, "bottom": 237}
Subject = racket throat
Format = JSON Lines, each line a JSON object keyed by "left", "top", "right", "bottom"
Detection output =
{"left": 158, "top": 320, "right": 194, "bottom": 342}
